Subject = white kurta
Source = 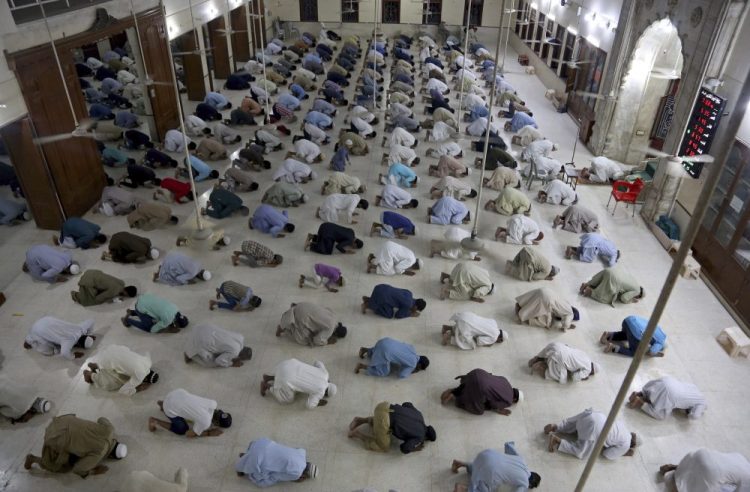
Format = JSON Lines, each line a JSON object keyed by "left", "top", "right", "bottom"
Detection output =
{"left": 294, "top": 139, "right": 321, "bottom": 164}
{"left": 25, "top": 317, "right": 94, "bottom": 360}
{"left": 303, "top": 123, "right": 327, "bottom": 144}
{"left": 185, "top": 323, "right": 244, "bottom": 368}
{"left": 437, "top": 226, "right": 478, "bottom": 260}
{"left": 94, "top": 344, "right": 152, "bottom": 396}
{"left": 319, "top": 194, "right": 360, "bottom": 223}
{"left": 389, "top": 144, "right": 417, "bottom": 165}
{"left": 381, "top": 184, "right": 412, "bottom": 209}
{"left": 467, "top": 117, "right": 489, "bottom": 137}
{"left": 163, "top": 388, "right": 217, "bottom": 435}
{"left": 434, "top": 176, "right": 471, "bottom": 199}
{"left": 0, "top": 376, "right": 39, "bottom": 420}
{"left": 256, "top": 129, "right": 282, "bottom": 147}
{"left": 542, "top": 179, "right": 577, "bottom": 205}
{"left": 672, "top": 449, "right": 750, "bottom": 492}
{"left": 462, "top": 93, "right": 485, "bottom": 110}
{"left": 557, "top": 408, "right": 632, "bottom": 460}
{"left": 521, "top": 139, "right": 555, "bottom": 162}
{"left": 426, "top": 78, "right": 448, "bottom": 93}
{"left": 523, "top": 155, "right": 563, "bottom": 177}
{"left": 270, "top": 359, "right": 330, "bottom": 409}
{"left": 273, "top": 159, "right": 312, "bottom": 183}
{"left": 450, "top": 312, "right": 500, "bottom": 350}
{"left": 436, "top": 141, "right": 463, "bottom": 157}
{"left": 184, "top": 115, "right": 208, "bottom": 136}
{"left": 429, "top": 121, "right": 453, "bottom": 142}
{"left": 164, "top": 129, "right": 191, "bottom": 153}
{"left": 390, "top": 127, "right": 416, "bottom": 147}
{"left": 389, "top": 102, "right": 411, "bottom": 119}
{"left": 373, "top": 241, "right": 417, "bottom": 275}
{"left": 517, "top": 125, "right": 544, "bottom": 146}
{"left": 536, "top": 342, "right": 595, "bottom": 383}
{"left": 351, "top": 105, "right": 375, "bottom": 123}
{"left": 640, "top": 376, "right": 707, "bottom": 420}
{"left": 506, "top": 215, "right": 540, "bottom": 245}
{"left": 589, "top": 156, "right": 626, "bottom": 183}
{"left": 351, "top": 116, "right": 374, "bottom": 136}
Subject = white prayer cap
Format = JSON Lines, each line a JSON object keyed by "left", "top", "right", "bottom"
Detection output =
{"left": 115, "top": 443, "right": 128, "bottom": 459}
{"left": 499, "top": 329, "right": 508, "bottom": 341}
{"left": 634, "top": 433, "right": 643, "bottom": 447}
{"left": 327, "top": 383, "right": 338, "bottom": 397}
{"left": 149, "top": 248, "right": 160, "bottom": 260}
{"left": 22, "top": 211, "right": 31, "bottom": 221}
{"left": 83, "top": 336, "right": 94, "bottom": 349}
{"left": 69, "top": 263, "right": 81, "bottom": 275}
{"left": 552, "top": 142, "right": 559, "bottom": 150}
{"left": 202, "top": 270, "right": 212, "bottom": 281}
{"left": 41, "top": 399, "right": 51, "bottom": 413}
{"left": 307, "top": 463, "right": 319, "bottom": 479}
{"left": 319, "top": 153, "right": 326, "bottom": 161}
{"left": 310, "top": 171, "right": 318, "bottom": 180}
{"left": 416, "top": 258, "right": 424, "bottom": 269}
{"left": 516, "top": 389, "right": 524, "bottom": 403}
{"left": 101, "top": 202, "right": 115, "bottom": 217}
{"left": 121, "top": 56, "right": 134, "bottom": 66}
{"left": 302, "top": 194, "right": 309, "bottom": 203}
{"left": 345, "top": 139, "right": 353, "bottom": 146}
{"left": 466, "top": 167, "right": 472, "bottom": 175}
{"left": 221, "top": 236, "right": 232, "bottom": 246}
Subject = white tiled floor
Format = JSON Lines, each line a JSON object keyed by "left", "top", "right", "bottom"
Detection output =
{"left": 1, "top": 34, "right": 749, "bottom": 492}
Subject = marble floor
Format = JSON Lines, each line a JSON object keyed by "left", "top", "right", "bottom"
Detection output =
{"left": 0, "top": 34, "right": 749, "bottom": 492}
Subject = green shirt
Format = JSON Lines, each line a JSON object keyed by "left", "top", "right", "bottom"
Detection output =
{"left": 74, "top": 269, "right": 125, "bottom": 306}
{"left": 135, "top": 293, "right": 179, "bottom": 332}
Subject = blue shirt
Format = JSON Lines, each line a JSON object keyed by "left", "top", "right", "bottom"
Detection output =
{"left": 0, "top": 198, "right": 25, "bottom": 224}
{"left": 251, "top": 204, "right": 289, "bottom": 237}
{"left": 115, "top": 111, "right": 139, "bottom": 129}
{"left": 312, "top": 98, "right": 335, "bottom": 115}
{"left": 61, "top": 217, "right": 101, "bottom": 249}
{"left": 430, "top": 196, "right": 469, "bottom": 225}
{"left": 510, "top": 112, "right": 537, "bottom": 132}
{"left": 89, "top": 103, "right": 112, "bottom": 119}
{"left": 289, "top": 84, "right": 306, "bottom": 100}
{"left": 25, "top": 245, "right": 72, "bottom": 282}
{"left": 382, "top": 211, "right": 415, "bottom": 234}
{"left": 369, "top": 284, "right": 415, "bottom": 319}
{"left": 187, "top": 155, "right": 213, "bottom": 181}
{"left": 579, "top": 233, "right": 619, "bottom": 266}
{"left": 304, "top": 111, "right": 332, "bottom": 128}
{"left": 367, "top": 337, "right": 419, "bottom": 378}
{"left": 235, "top": 438, "right": 306, "bottom": 487}
{"left": 204, "top": 91, "right": 228, "bottom": 109}
{"left": 100, "top": 78, "right": 122, "bottom": 94}
{"left": 278, "top": 93, "right": 301, "bottom": 111}
{"left": 388, "top": 163, "right": 417, "bottom": 188}
{"left": 330, "top": 147, "right": 349, "bottom": 171}
{"left": 469, "top": 443, "right": 532, "bottom": 492}
{"left": 624, "top": 315, "right": 667, "bottom": 354}
{"left": 303, "top": 53, "right": 321, "bottom": 65}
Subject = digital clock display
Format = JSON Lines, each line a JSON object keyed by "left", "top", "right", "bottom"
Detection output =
{"left": 678, "top": 88, "right": 726, "bottom": 178}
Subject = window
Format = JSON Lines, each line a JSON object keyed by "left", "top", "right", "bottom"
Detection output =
{"left": 422, "top": 0, "right": 441, "bottom": 25}
{"left": 342, "top": 0, "right": 359, "bottom": 22}
{"left": 300, "top": 0, "right": 318, "bottom": 21}
{"left": 515, "top": 0, "right": 528, "bottom": 36}
{"left": 463, "top": 0, "right": 483, "bottom": 26}
{"left": 382, "top": 0, "right": 400, "bottom": 24}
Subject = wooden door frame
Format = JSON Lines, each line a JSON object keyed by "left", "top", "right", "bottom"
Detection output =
{"left": 178, "top": 29, "right": 207, "bottom": 101}
{"left": 230, "top": 6, "right": 251, "bottom": 66}
{"left": 207, "top": 16, "right": 231, "bottom": 80}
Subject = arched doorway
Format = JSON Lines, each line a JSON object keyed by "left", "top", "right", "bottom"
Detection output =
{"left": 607, "top": 18, "right": 684, "bottom": 164}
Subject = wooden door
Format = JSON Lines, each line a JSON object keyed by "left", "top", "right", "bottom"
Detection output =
{"left": 208, "top": 16, "right": 231, "bottom": 79}
{"left": 178, "top": 30, "right": 206, "bottom": 101}
{"left": 230, "top": 6, "right": 250, "bottom": 65}
{"left": 250, "top": 0, "right": 266, "bottom": 54}
{"left": 0, "top": 118, "right": 64, "bottom": 229}
{"left": 138, "top": 10, "right": 180, "bottom": 140}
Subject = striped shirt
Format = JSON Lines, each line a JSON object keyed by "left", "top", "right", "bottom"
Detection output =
{"left": 241, "top": 240, "right": 275, "bottom": 264}
{"left": 220, "top": 280, "right": 253, "bottom": 307}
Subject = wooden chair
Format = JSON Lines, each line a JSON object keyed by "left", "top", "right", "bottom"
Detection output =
{"left": 607, "top": 178, "right": 644, "bottom": 217}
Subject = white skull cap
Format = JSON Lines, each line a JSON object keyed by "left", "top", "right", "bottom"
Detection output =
{"left": 202, "top": 270, "right": 212, "bottom": 281}
{"left": 69, "top": 263, "right": 81, "bottom": 275}
{"left": 149, "top": 248, "right": 160, "bottom": 260}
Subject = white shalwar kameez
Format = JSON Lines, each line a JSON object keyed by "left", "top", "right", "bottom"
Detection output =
{"left": 381, "top": 184, "right": 412, "bottom": 209}
{"left": 389, "top": 102, "right": 412, "bottom": 119}
{"left": 389, "top": 144, "right": 417, "bottom": 165}
{"left": 0, "top": 376, "right": 45, "bottom": 420}
{"left": 536, "top": 342, "right": 596, "bottom": 384}
{"left": 319, "top": 194, "right": 360, "bottom": 223}
{"left": 506, "top": 215, "right": 540, "bottom": 245}
{"left": 25, "top": 317, "right": 94, "bottom": 360}
{"left": 184, "top": 115, "right": 208, "bottom": 137}
{"left": 438, "top": 227, "right": 478, "bottom": 260}
{"left": 521, "top": 139, "right": 555, "bottom": 162}
{"left": 556, "top": 408, "right": 632, "bottom": 460}
{"left": 640, "top": 376, "right": 707, "bottom": 420}
{"left": 668, "top": 449, "right": 750, "bottom": 492}
{"left": 272, "top": 159, "right": 313, "bottom": 184}
{"left": 164, "top": 129, "right": 191, "bottom": 153}
{"left": 542, "top": 179, "right": 577, "bottom": 205}
{"left": 589, "top": 156, "right": 626, "bottom": 183}
{"left": 390, "top": 127, "right": 416, "bottom": 147}
{"left": 294, "top": 139, "right": 321, "bottom": 164}
{"left": 434, "top": 176, "right": 472, "bottom": 200}
{"left": 517, "top": 125, "right": 544, "bottom": 146}
{"left": 426, "top": 78, "right": 448, "bottom": 93}
{"left": 93, "top": 344, "right": 152, "bottom": 396}
{"left": 435, "top": 141, "right": 463, "bottom": 157}
{"left": 163, "top": 388, "right": 217, "bottom": 435}
{"left": 270, "top": 359, "right": 332, "bottom": 409}
{"left": 462, "top": 93, "right": 485, "bottom": 110}
{"left": 429, "top": 121, "right": 453, "bottom": 142}
{"left": 372, "top": 241, "right": 417, "bottom": 275}
{"left": 351, "top": 116, "right": 374, "bottom": 137}
{"left": 351, "top": 105, "right": 375, "bottom": 123}
{"left": 184, "top": 323, "right": 244, "bottom": 368}
{"left": 449, "top": 312, "right": 500, "bottom": 350}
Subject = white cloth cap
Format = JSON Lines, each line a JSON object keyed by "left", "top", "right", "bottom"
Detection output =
{"left": 416, "top": 258, "right": 424, "bottom": 269}
{"left": 149, "top": 248, "right": 160, "bottom": 260}
{"left": 22, "top": 211, "right": 31, "bottom": 221}
{"left": 222, "top": 236, "right": 232, "bottom": 246}
{"left": 307, "top": 463, "right": 319, "bottom": 479}
{"left": 345, "top": 139, "right": 353, "bottom": 146}
{"left": 202, "top": 270, "right": 212, "bottom": 281}
{"left": 83, "top": 336, "right": 94, "bottom": 349}
{"left": 310, "top": 171, "right": 318, "bottom": 179}
{"left": 500, "top": 329, "right": 508, "bottom": 341}
{"left": 302, "top": 194, "right": 309, "bottom": 203}
{"left": 327, "top": 383, "right": 337, "bottom": 397}
{"left": 100, "top": 203, "right": 115, "bottom": 216}
{"left": 516, "top": 389, "right": 524, "bottom": 403}
{"left": 41, "top": 399, "right": 51, "bottom": 413}
{"left": 69, "top": 263, "right": 80, "bottom": 275}
{"left": 466, "top": 167, "right": 472, "bottom": 175}
{"left": 115, "top": 443, "right": 128, "bottom": 459}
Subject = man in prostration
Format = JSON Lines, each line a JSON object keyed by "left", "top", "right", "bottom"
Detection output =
{"left": 428, "top": 155, "right": 471, "bottom": 178}
{"left": 127, "top": 202, "right": 179, "bottom": 231}
{"left": 537, "top": 179, "right": 577, "bottom": 206}
{"left": 250, "top": 204, "right": 296, "bottom": 238}
{"left": 202, "top": 186, "right": 249, "bottom": 219}
{"left": 317, "top": 194, "right": 369, "bottom": 224}
{"left": 553, "top": 204, "right": 599, "bottom": 233}
{"left": 601, "top": 315, "right": 667, "bottom": 357}
{"left": 231, "top": 239, "right": 284, "bottom": 268}
{"left": 355, "top": 337, "right": 430, "bottom": 378}
{"left": 184, "top": 323, "right": 254, "bottom": 367}
{"left": 441, "top": 311, "right": 505, "bottom": 349}
{"left": 96, "top": 186, "right": 137, "bottom": 216}
{"left": 515, "top": 287, "right": 579, "bottom": 331}
{"left": 348, "top": 401, "right": 436, "bottom": 453}
{"left": 0, "top": 376, "right": 51, "bottom": 423}
{"left": 429, "top": 196, "right": 471, "bottom": 225}
{"left": 24, "top": 317, "right": 95, "bottom": 360}
{"left": 305, "top": 222, "right": 364, "bottom": 254}
{"left": 71, "top": 269, "right": 137, "bottom": 306}
{"left": 154, "top": 251, "right": 212, "bottom": 285}
{"left": 565, "top": 232, "right": 620, "bottom": 266}
{"left": 506, "top": 247, "right": 559, "bottom": 282}
{"left": 299, "top": 263, "right": 344, "bottom": 292}
{"left": 545, "top": 408, "right": 638, "bottom": 460}
{"left": 276, "top": 302, "right": 348, "bottom": 346}
{"left": 367, "top": 240, "right": 422, "bottom": 276}
{"left": 121, "top": 292, "right": 189, "bottom": 333}
{"left": 440, "top": 369, "right": 523, "bottom": 416}
{"left": 451, "top": 443, "right": 542, "bottom": 491}
{"left": 235, "top": 438, "right": 319, "bottom": 486}
{"left": 376, "top": 183, "right": 419, "bottom": 210}
{"left": 580, "top": 266, "right": 645, "bottom": 306}
{"left": 148, "top": 388, "right": 232, "bottom": 438}
{"left": 658, "top": 448, "right": 750, "bottom": 492}
{"left": 102, "top": 231, "right": 159, "bottom": 264}
{"left": 362, "top": 284, "right": 426, "bottom": 319}
{"left": 24, "top": 414, "right": 128, "bottom": 477}
{"left": 322, "top": 171, "right": 365, "bottom": 195}
{"left": 628, "top": 376, "right": 706, "bottom": 420}
{"left": 262, "top": 182, "right": 307, "bottom": 208}
{"left": 528, "top": 343, "right": 598, "bottom": 384}
{"left": 380, "top": 162, "right": 419, "bottom": 188}
{"left": 23, "top": 244, "right": 80, "bottom": 283}
{"left": 483, "top": 166, "right": 521, "bottom": 190}
{"left": 370, "top": 211, "right": 416, "bottom": 239}
{"left": 83, "top": 344, "right": 159, "bottom": 395}
{"left": 260, "top": 358, "right": 337, "bottom": 408}
{"left": 55, "top": 217, "right": 107, "bottom": 250}
{"left": 429, "top": 176, "right": 477, "bottom": 201}
{"left": 429, "top": 226, "right": 483, "bottom": 261}
{"left": 495, "top": 214, "right": 542, "bottom": 245}
{"left": 440, "top": 262, "right": 494, "bottom": 303}
{"left": 485, "top": 187, "right": 532, "bottom": 216}
{"left": 580, "top": 156, "right": 625, "bottom": 183}
{"left": 210, "top": 280, "right": 262, "bottom": 312}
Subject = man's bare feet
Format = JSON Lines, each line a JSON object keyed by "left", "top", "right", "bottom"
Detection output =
{"left": 471, "top": 297, "right": 485, "bottom": 303}
{"left": 659, "top": 464, "right": 678, "bottom": 475}
{"left": 358, "top": 347, "right": 368, "bottom": 359}
{"left": 565, "top": 246, "right": 575, "bottom": 259}
{"left": 24, "top": 454, "right": 35, "bottom": 470}
{"left": 543, "top": 423, "right": 557, "bottom": 434}
{"left": 209, "top": 300, "right": 217, "bottom": 311}
{"left": 441, "top": 389, "right": 455, "bottom": 405}
{"left": 441, "top": 330, "right": 452, "bottom": 346}
{"left": 599, "top": 332, "right": 610, "bottom": 345}
{"left": 299, "top": 275, "right": 305, "bottom": 288}
{"left": 354, "top": 362, "right": 367, "bottom": 374}
{"left": 231, "top": 253, "right": 240, "bottom": 266}
{"left": 450, "top": 459, "right": 463, "bottom": 474}
{"left": 275, "top": 325, "right": 283, "bottom": 337}
{"left": 440, "top": 272, "right": 450, "bottom": 283}
{"left": 148, "top": 417, "right": 158, "bottom": 432}
{"left": 260, "top": 380, "right": 270, "bottom": 396}
{"left": 605, "top": 343, "right": 618, "bottom": 353}
{"left": 349, "top": 416, "right": 366, "bottom": 431}
{"left": 547, "top": 434, "right": 561, "bottom": 452}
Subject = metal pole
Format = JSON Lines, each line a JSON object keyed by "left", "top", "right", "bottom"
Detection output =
{"left": 455, "top": 0, "right": 473, "bottom": 133}
{"left": 372, "top": 0, "right": 378, "bottom": 111}
{"left": 468, "top": 6, "right": 504, "bottom": 240}
{"left": 573, "top": 67, "right": 750, "bottom": 492}
{"left": 250, "top": 0, "right": 272, "bottom": 119}
{"left": 161, "top": 1, "right": 205, "bottom": 232}
{"left": 501, "top": 0, "right": 514, "bottom": 71}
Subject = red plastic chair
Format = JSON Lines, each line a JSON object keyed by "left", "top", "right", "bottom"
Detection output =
{"left": 607, "top": 178, "right": 644, "bottom": 217}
